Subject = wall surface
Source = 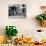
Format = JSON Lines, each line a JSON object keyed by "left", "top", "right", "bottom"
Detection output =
{"left": 0, "top": 0, "right": 46, "bottom": 41}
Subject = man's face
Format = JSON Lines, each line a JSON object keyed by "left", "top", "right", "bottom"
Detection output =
{"left": 41, "top": 8, "right": 46, "bottom": 14}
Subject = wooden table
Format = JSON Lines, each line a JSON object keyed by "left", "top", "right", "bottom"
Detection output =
{"left": 14, "top": 43, "right": 46, "bottom": 46}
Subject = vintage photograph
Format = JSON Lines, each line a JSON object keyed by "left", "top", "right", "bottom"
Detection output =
{"left": 8, "top": 4, "right": 26, "bottom": 18}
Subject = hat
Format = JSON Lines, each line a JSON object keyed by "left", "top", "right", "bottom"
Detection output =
{"left": 40, "top": 6, "right": 46, "bottom": 9}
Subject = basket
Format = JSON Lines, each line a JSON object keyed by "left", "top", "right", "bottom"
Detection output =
{"left": 41, "top": 20, "right": 46, "bottom": 27}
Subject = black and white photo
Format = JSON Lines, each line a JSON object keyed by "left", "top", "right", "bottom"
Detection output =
{"left": 8, "top": 4, "right": 26, "bottom": 18}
